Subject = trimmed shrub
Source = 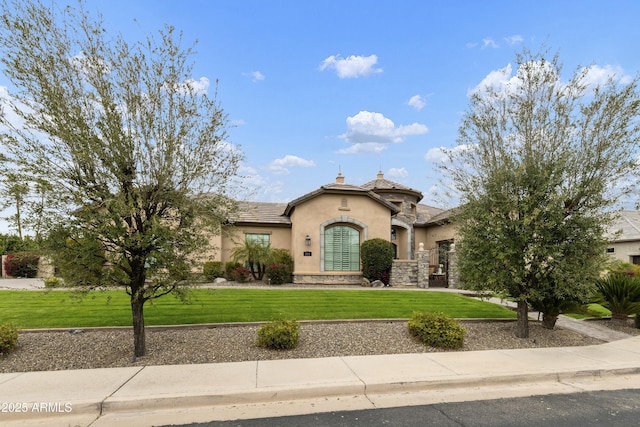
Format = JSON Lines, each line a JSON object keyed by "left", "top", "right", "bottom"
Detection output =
{"left": 270, "top": 248, "right": 294, "bottom": 268}
{"left": 361, "top": 238, "right": 394, "bottom": 285}
{"left": 234, "top": 267, "right": 251, "bottom": 283}
{"left": 408, "top": 311, "right": 465, "bottom": 349}
{"left": 44, "top": 276, "right": 63, "bottom": 288}
{"left": 3, "top": 252, "right": 40, "bottom": 278}
{"left": 224, "top": 262, "right": 242, "bottom": 280}
{"left": 0, "top": 324, "right": 18, "bottom": 354}
{"left": 256, "top": 320, "right": 300, "bottom": 350}
{"left": 266, "top": 263, "right": 292, "bottom": 285}
{"left": 593, "top": 273, "right": 640, "bottom": 320}
{"left": 203, "top": 261, "right": 224, "bottom": 281}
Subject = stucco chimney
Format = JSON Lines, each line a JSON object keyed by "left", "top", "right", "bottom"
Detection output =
{"left": 336, "top": 171, "right": 345, "bottom": 184}
{"left": 377, "top": 170, "right": 384, "bottom": 179}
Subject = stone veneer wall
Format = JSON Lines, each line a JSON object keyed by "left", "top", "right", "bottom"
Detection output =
{"left": 389, "top": 260, "right": 417, "bottom": 287}
{"left": 293, "top": 273, "right": 362, "bottom": 285}
{"left": 390, "top": 248, "right": 430, "bottom": 288}
{"left": 447, "top": 247, "right": 458, "bottom": 289}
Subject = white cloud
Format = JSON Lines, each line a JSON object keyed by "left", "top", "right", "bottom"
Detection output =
{"left": 482, "top": 38, "right": 499, "bottom": 49}
{"left": 387, "top": 167, "right": 408, "bottom": 179}
{"left": 580, "top": 64, "right": 632, "bottom": 88}
{"left": 407, "top": 95, "right": 426, "bottom": 111}
{"left": 504, "top": 35, "right": 524, "bottom": 45}
{"left": 337, "top": 142, "right": 387, "bottom": 154}
{"left": 268, "top": 155, "right": 316, "bottom": 175}
{"left": 467, "top": 63, "right": 514, "bottom": 95}
{"left": 184, "top": 77, "right": 210, "bottom": 94}
{"left": 243, "top": 71, "right": 265, "bottom": 82}
{"left": 469, "top": 61, "right": 633, "bottom": 97}
{"left": 173, "top": 77, "right": 210, "bottom": 95}
{"left": 319, "top": 54, "right": 382, "bottom": 79}
{"left": 425, "top": 145, "right": 476, "bottom": 163}
{"left": 338, "top": 111, "right": 428, "bottom": 154}
{"left": 230, "top": 119, "right": 247, "bottom": 126}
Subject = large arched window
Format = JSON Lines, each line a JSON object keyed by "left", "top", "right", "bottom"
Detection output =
{"left": 324, "top": 225, "right": 360, "bottom": 271}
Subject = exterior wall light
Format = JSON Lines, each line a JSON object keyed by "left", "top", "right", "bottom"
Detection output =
{"left": 305, "top": 235, "right": 311, "bottom": 246}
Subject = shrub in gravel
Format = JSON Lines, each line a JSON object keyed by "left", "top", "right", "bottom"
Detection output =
{"left": 265, "top": 263, "right": 292, "bottom": 285}
{"left": 593, "top": 273, "right": 640, "bottom": 321}
{"left": 257, "top": 320, "right": 300, "bottom": 350}
{"left": 203, "top": 261, "right": 224, "bottom": 281}
{"left": 0, "top": 324, "right": 18, "bottom": 354}
{"left": 408, "top": 311, "right": 465, "bottom": 349}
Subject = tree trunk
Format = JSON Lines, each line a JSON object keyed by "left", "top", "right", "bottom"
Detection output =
{"left": 131, "top": 295, "right": 146, "bottom": 357}
{"left": 515, "top": 300, "right": 529, "bottom": 338}
{"left": 541, "top": 313, "right": 558, "bottom": 329}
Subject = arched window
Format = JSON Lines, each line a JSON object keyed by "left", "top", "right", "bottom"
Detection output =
{"left": 324, "top": 225, "right": 360, "bottom": 271}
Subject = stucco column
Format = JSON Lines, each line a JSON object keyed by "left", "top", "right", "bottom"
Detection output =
{"left": 447, "top": 244, "right": 459, "bottom": 289}
{"left": 416, "top": 242, "right": 429, "bottom": 288}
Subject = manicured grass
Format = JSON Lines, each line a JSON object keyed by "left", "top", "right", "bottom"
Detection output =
{"left": 0, "top": 288, "right": 516, "bottom": 329}
{"left": 564, "top": 303, "right": 612, "bottom": 319}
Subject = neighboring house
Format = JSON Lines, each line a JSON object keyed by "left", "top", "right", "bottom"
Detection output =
{"left": 605, "top": 210, "right": 640, "bottom": 265}
{"left": 209, "top": 171, "right": 455, "bottom": 285}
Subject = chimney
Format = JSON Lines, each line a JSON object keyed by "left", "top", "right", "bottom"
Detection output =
{"left": 336, "top": 171, "right": 345, "bottom": 184}
{"left": 377, "top": 170, "right": 384, "bottom": 179}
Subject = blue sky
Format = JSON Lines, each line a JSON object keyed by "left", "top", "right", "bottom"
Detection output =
{"left": 2, "top": 0, "right": 640, "bottom": 233}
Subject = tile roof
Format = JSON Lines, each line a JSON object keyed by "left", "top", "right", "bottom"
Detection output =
{"left": 415, "top": 204, "right": 448, "bottom": 225}
{"left": 606, "top": 210, "right": 640, "bottom": 242}
{"left": 283, "top": 182, "right": 400, "bottom": 216}
{"left": 361, "top": 178, "right": 423, "bottom": 200}
{"left": 231, "top": 201, "right": 290, "bottom": 225}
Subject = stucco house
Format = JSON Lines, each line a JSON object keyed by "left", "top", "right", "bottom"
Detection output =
{"left": 605, "top": 210, "right": 640, "bottom": 265}
{"left": 209, "top": 171, "right": 457, "bottom": 286}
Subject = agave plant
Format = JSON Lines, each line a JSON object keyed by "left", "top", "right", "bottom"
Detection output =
{"left": 592, "top": 274, "right": 640, "bottom": 321}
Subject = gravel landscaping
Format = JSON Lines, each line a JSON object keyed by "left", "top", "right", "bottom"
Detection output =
{"left": 3, "top": 318, "right": 637, "bottom": 373}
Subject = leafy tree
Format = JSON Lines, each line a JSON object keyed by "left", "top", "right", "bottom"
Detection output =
{"left": 361, "top": 238, "right": 394, "bottom": 285}
{"left": 0, "top": 0, "right": 243, "bottom": 356}
{"left": 442, "top": 49, "right": 640, "bottom": 337}
{"left": 0, "top": 173, "right": 29, "bottom": 239}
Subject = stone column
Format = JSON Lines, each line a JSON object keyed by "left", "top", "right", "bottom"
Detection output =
{"left": 447, "top": 244, "right": 459, "bottom": 289}
{"left": 416, "top": 242, "right": 429, "bottom": 288}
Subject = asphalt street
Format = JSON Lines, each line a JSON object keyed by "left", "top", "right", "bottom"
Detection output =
{"left": 164, "top": 388, "right": 640, "bottom": 427}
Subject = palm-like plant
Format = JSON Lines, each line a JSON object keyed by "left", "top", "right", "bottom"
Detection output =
{"left": 232, "top": 239, "right": 271, "bottom": 280}
{"left": 592, "top": 274, "right": 640, "bottom": 321}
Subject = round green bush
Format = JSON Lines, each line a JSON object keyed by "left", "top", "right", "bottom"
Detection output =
{"left": 44, "top": 276, "right": 63, "bottom": 288}
{"left": 256, "top": 320, "right": 300, "bottom": 350}
{"left": 408, "top": 311, "right": 465, "bottom": 349}
{"left": 361, "top": 238, "right": 394, "bottom": 285}
{"left": 266, "top": 263, "right": 292, "bottom": 285}
{"left": 203, "top": 261, "right": 224, "bottom": 281}
{"left": 0, "top": 324, "right": 18, "bottom": 354}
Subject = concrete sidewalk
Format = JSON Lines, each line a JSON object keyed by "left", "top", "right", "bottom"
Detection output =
{"left": 2, "top": 335, "right": 640, "bottom": 427}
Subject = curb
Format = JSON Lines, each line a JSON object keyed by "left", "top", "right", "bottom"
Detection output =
{"left": 6, "top": 359, "right": 640, "bottom": 423}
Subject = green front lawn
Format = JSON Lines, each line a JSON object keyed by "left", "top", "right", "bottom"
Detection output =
{"left": 563, "top": 303, "right": 612, "bottom": 319}
{"left": 0, "top": 288, "right": 516, "bottom": 329}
